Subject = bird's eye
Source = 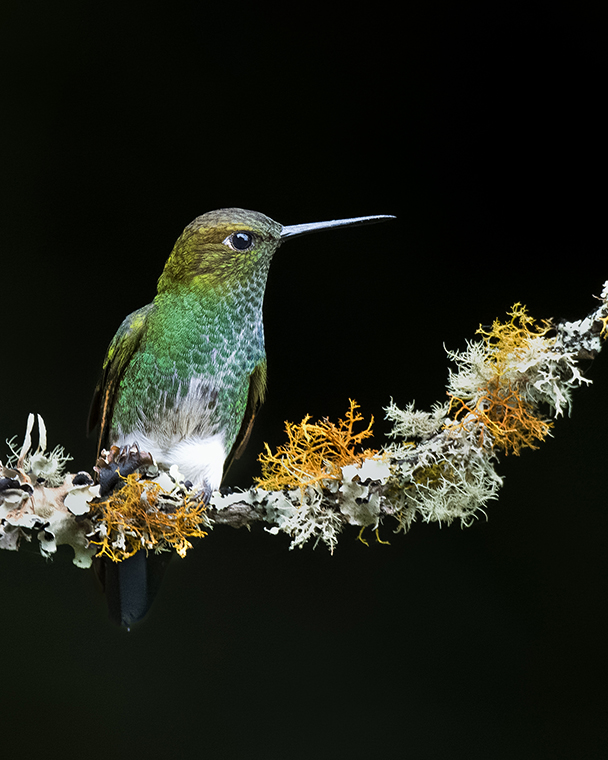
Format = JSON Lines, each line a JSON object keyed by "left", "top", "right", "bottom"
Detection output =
{"left": 224, "top": 231, "right": 255, "bottom": 251}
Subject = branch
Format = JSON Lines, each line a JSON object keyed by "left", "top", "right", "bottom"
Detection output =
{"left": 2, "top": 282, "right": 607, "bottom": 567}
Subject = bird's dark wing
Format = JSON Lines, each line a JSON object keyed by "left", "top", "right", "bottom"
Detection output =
{"left": 87, "top": 303, "right": 155, "bottom": 456}
{"left": 222, "top": 360, "right": 267, "bottom": 480}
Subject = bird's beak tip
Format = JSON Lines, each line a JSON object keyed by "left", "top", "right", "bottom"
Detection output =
{"left": 280, "top": 214, "right": 396, "bottom": 241}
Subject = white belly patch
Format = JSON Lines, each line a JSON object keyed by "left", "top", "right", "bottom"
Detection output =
{"left": 115, "top": 431, "right": 226, "bottom": 491}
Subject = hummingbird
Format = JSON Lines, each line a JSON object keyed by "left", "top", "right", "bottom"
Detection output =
{"left": 88, "top": 207, "right": 395, "bottom": 626}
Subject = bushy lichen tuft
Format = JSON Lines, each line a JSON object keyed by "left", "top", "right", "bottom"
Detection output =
{"left": 90, "top": 473, "right": 207, "bottom": 561}
{"left": 446, "top": 303, "right": 589, "bottom": 454}
{"left": 256, "top": 399, "right": 378, "bottom": 493}
{"left": 253, "top": 401, "right": 390, "bottom": 551}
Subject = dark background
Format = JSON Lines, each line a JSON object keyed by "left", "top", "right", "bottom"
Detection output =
{"left": 1, "top": 3, "right": 606, "bottom": 758}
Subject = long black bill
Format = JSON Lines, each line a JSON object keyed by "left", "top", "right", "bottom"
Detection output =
{"left": 280, "top": 214, "right": 395, "bottom": 240}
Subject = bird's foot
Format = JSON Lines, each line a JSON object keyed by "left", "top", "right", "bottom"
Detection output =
{"left": 95, "top": 444, "right": 155, "bottom": 498}
{"left": 192, "top": 482, "right": 213, "bottom": 506}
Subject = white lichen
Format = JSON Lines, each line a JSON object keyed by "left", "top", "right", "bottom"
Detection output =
{"left": 384, "top": 400, "right": 450, "bottom": 440}
{"left": 6, "top": 413, "right": 72, "bottom": 487}
{"left": 1, "top": 415, "right": 94, "bottom": 566}
{"left": 270, "top": 487, "right": 344, "bottom": 552}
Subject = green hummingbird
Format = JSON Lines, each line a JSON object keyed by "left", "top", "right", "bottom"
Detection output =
{"left": 88, "top": 207, "right": 394, "bottom": 625}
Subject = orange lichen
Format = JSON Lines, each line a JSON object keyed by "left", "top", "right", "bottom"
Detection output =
{"left": 90, "top": 474, "right": 207, "bottom": 562}
{"left": 449, "top": 304, "right": 554, "bottom": 454}
{"left": 256, "top": 400, "right": 378, "bottom": 493}
{"left": 450, "top": 381, "right": 553, "bottom": 454}
{"left": 477, "top": 302, "right": 553, "bottom": 376}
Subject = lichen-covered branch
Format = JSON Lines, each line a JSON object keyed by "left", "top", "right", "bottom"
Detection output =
{"left": 2, "top": 282, "right": 607, "bottom": 567}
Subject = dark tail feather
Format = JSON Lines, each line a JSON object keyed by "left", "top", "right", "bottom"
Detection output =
{"left": 95, "top": 551, "right": 173, "bottom": 628}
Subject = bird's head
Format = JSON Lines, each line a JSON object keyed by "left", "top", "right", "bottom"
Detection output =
{"left": 157, "top": 207, "right": 396, "bottom": 294}
{"left": 158, "top": 208, "right": 282, "bottom": 294}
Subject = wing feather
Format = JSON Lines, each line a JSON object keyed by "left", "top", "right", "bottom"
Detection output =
{"left": 87, "top": 304, "right": 154, "bottom": 457}
{"left": 221, "top": 360, "right": 267, "bottom": 480}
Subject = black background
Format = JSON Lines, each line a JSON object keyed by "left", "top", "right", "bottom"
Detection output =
{"left": 1, "top": 3, "right": 606, "bottom": 758}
